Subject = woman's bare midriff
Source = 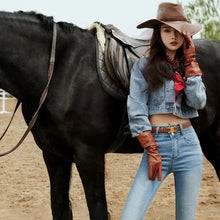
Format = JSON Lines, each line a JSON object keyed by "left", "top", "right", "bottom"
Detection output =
{"left": 149, "top": 114, "right": 189, "bottom": 126}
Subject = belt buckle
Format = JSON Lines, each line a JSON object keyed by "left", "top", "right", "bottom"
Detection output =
{"left": 168, "top": 126, "right": 175, "bottom": 134}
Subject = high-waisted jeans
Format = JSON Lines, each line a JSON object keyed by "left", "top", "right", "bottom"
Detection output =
{"left": 120, "top": 122, "right": 203, "bottom": 220}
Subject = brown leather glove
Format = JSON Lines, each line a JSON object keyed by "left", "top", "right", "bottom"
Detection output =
{"left": 183, "top": 32, "right": 201, "bottom": 77}
{"left": 137, "top": 131, "right": 162, "bottom": 181}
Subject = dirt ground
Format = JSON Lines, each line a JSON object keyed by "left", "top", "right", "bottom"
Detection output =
{"left": 0, "top": 99, "right": 219, "bottom": 220}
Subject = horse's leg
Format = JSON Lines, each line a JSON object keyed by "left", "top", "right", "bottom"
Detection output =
{"left": 74, "top": 146, "right": 108, "bottom": 220}
{"left": 199, "top": 120, "right": 220, "bottom": 180}
{"left": 43, "top": 151, "right": 73, "bottom": 220}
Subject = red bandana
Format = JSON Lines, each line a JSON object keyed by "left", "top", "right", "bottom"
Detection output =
{"left": 167, "top": 55, "right": 185, "bottom": 102}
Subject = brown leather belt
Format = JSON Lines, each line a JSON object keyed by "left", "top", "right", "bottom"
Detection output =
{"left": 151, "top": 121, "right": 191, "bottom": 133}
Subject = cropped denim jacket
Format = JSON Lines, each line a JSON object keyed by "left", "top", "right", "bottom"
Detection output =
{"left": 127, "top": 57, "right": 207, "bottom": 137}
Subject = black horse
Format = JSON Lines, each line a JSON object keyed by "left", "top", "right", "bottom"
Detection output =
{"left": 0, "top": 11, "right": 219, "bottom": 220}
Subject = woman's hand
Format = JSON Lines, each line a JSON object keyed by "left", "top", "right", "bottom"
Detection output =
{"left": 145, "top": 145, "right": 162, "bottom": 181}
{"left": 137, "top": 131, "right": 162, "bottom": 181}
{"left": 183, "top": 32, "right": 196, "bottom": 60}
{"left": 182, "top": 32, "right": 201, "bottom": 77}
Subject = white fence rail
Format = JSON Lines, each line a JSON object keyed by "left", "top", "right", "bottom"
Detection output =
{"left": 0, "top": 89, "right": 12, "bottom": 114}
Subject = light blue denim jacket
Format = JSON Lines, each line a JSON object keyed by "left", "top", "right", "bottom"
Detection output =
{"left": 127, "top": 57, "right": 207, "bottom": 137}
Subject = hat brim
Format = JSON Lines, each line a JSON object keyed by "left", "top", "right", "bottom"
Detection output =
{"left": 137, "top": 19, "right": 202, "bottom": 36}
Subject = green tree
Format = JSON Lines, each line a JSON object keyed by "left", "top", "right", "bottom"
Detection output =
{"left": 182, "top": 0, "right": 220, "bottom": 40}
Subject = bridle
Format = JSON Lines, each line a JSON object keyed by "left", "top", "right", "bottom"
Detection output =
{"left": 0, "top": 22, "right": 57, "bottom": 157}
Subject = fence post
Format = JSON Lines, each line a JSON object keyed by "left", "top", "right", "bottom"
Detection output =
{"left": 0, "top": 89, "right": 10, "bottom": 114}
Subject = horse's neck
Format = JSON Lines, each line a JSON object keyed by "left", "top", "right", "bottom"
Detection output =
{"left": 0, "top": 13, "right": 52, "bottom": 100}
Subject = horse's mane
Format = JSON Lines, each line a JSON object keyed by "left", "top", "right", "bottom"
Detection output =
{"left": 0, "top": 11, "right": 84, "bottom": 33}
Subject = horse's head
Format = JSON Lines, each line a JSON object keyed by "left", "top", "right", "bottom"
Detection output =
{"left": 0, "top": 11, "right": 54, "bottom": 100}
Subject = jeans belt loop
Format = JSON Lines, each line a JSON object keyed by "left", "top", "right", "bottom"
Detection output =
{"left": 154, "top": 126, "right": 160, "bottom": 139}
{"left": 179, "top": 123, "right": 184, "bottom": 135}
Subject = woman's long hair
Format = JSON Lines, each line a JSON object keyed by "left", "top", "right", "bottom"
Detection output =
{"left": 143, "top": 25, "right": 185, "bottom": 93}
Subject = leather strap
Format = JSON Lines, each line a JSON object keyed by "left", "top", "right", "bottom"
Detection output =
{"left": 0, "top": 100, "right": 21, "bottom": 142}
{"left": 151, "top": 121, "right": 191, "bottom": 133}
{"left": 0, "top": 22, "right": 57, "bottom": 157}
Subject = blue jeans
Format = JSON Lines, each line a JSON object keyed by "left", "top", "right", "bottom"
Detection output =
{"left": 120, "top": 122, "right": 203, "bottom": 220}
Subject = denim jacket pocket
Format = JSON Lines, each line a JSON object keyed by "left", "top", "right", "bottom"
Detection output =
{"left": 149, "top": 86, "right": 164, "bottom": 105}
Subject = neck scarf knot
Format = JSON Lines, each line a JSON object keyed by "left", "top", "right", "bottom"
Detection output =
{"left": 167, "top": 55, "right": 185, "bottom": 102}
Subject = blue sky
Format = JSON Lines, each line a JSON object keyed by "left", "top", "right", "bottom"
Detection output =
{"left": 0, "top": 0, "right": 187, "bottom": 37}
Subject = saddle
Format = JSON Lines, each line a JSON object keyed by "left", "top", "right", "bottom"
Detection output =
{"left": 88, "top": 23, "right": 150, "bottom": 152}
{"left": 89, "top": 22, "right": 150, "bottom": 100}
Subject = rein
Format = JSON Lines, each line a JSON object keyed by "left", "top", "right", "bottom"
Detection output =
{"left": 0, "top": 22, "right": 57, "bottom": 157}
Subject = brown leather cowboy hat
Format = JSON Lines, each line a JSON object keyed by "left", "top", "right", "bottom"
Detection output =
{"left": 137, "top": 2, "right": 202, "bottom": 36}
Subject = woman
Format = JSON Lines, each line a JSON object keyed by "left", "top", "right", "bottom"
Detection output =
{"left": 120, "top": 2, "right": 206, "bottom": 220}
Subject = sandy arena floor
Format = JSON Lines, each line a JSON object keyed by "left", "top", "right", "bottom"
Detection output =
{"left": 0, "top": 99, "right": 219, "bottom": 220}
